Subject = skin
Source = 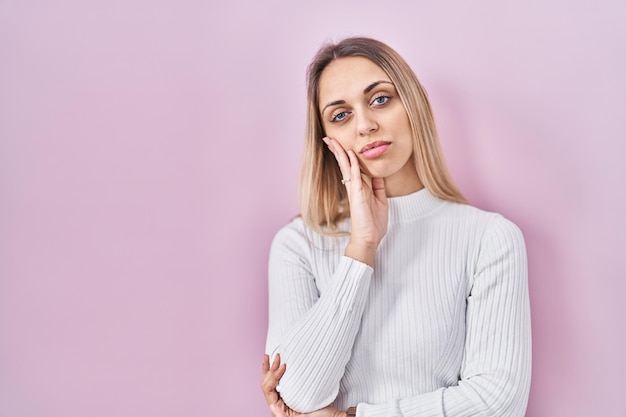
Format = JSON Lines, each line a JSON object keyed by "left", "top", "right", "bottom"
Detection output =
{"left": 262, "top": 56, "right": 424, "bottom": 416}
{"left": 319, "top": 56, "right": 423, "bottom": 197}
{"left": 319, "top": 56, "right": 423, "bottom": 266}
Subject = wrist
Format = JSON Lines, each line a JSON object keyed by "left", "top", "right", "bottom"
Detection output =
{"left": 345, "top": 241, "right": 377, "bottom": 266}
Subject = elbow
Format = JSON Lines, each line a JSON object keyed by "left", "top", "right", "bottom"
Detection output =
{"left": 277, "top": 374, "right": 339, "bottom": 413}
{"left": 479, "top": 369, "right": 531, "bottom": 417}
{"left": 455, "top": 365, "right": 530, "bottom": 417}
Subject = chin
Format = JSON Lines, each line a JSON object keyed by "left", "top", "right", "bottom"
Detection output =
{"left": 363, "top": 168, "right": 397, "bottom": 179}
{"left": 360, "top": 162, "right": 401, "bottom": 179}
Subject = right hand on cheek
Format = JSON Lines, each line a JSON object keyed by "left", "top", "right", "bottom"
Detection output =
{"left": 323, "top": 137, "right": 388, "bottom": 266}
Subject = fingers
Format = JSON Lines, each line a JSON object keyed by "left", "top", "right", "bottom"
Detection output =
{"left": 346, "top": 150, "right": 363, "bottom": 189}
{"left": 274, "top": 363, "right": 286, "bottom": 380}
{"left": 325, "top": 138, "right": 383, "bottom": 201}
{"left": 261, "top": 362, "right": 283, "bottom": 391}
{"left": 323, "top": 137, "right": 352, "bottom": 182}
{"left": 271, "top": 354, "right": 287, "bottom": 380}
{"left": 261, "top": 353, "right": 287, "bottom": 406}
{"left": 271, "top": 353, "right": 281, "bottom": 372}
{"left": 269, "top": 403, "right": 289, "bottom": 417}
{"left": 262, "top": 354, "right": 270, "bottom": 373}
{"left": 263, "top": 353, "right": 286, "bottom": 374}
{"left": 371, "top": 177, "right": 387, "bottom": 202}
{"left": 261, "top": 371, "right": 280, "bottom": 405}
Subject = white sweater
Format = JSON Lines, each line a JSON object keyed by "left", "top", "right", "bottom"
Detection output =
{"left": 265, "top": 189, "right": 531, "bottom": 417}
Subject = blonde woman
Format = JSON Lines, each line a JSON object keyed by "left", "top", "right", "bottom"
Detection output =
{"left": 261, "top": 37, "right": 531, "bottom": 417}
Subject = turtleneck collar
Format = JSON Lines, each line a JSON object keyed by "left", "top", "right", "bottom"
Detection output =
{"left": 387, "top": 188, "right": 446, "bottom": 224}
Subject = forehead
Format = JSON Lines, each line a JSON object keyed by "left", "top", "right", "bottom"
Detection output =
{"left": 318, "top": 56, "right": 390, "bottom": 104}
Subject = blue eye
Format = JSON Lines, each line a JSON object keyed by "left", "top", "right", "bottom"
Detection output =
{"left": 331, "top": 111, "right": 348, "bottom": 122}
{"left": 372, "top": 95, "right": 390, "bottom": 105}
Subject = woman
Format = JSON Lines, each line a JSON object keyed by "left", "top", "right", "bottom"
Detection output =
{"left": 261, "top": 37, "right": 531, "bottom": 417}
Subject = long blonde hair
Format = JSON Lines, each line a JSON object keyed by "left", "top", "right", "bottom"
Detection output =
{"left": 300, "top": 37, "right": 466, "bottom": 235}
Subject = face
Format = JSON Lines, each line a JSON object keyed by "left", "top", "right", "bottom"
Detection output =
{"left": 318, "top": 56, "right": 420, "bottom": 191}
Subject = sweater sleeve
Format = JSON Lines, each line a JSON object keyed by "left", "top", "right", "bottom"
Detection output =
{"left": 265, "top": 222, "right": 373, "bottom": 413}
{"left": 356, "top": 215, "right": 531, "bottom": 417}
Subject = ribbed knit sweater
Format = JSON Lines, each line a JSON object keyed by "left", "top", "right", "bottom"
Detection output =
{"left": 265, "top": 189, "right": 531, "bottom": 417}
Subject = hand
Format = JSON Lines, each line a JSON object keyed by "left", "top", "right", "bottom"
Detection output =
{"left": 261, "top": 354, "right": 346, "bottom": 417}
{"left": 261, "top": 353, "right": 287, "bottom": 411}
{"left": 324, "top": 137, "right": 388, "bottom": 266}
{"left": 270, "top": 404, "right": 345, "bottom": 417}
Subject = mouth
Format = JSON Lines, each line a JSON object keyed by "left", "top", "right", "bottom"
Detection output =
{"left": 359, "top": 141, "right": 391, "bottom": 159}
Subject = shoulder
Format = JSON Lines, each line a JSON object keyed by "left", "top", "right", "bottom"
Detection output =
{"left": 270, "top": 217, "right": 351, "bottom": 266}
{"left": 270, "top": 216, "right": 338, "bottom": 250}
{"left": 269, "top": 217, "right": 310, "bottom": 258}
{"left": 461, "top": 208, "right": 527, "bottom": 271}
{"left": 433, "top": 202, "right": 526, "bottom": 266}
{"left": 439, "top": 204, "right": 528, "bottom": 288}
{"left": 441, "top": 201, "right": 524, "bottom": 239}
{"left": 267, "top": 219, "right": 310, "bottom": 272}
{"left": 272, "top": 216, "right": 350, "bottom": 247}
{"left": 460, "top": 204, "right": 525, "bottom": 248}
{"left": 272, "top": 217, "right": 308, "bottom": 245}
{"left": 480, "top": 213, "right": 526, "bottom": 260}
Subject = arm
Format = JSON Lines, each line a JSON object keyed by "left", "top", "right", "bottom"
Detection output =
{"left": 355, "top": 216, "right": 531, "bottom": 417}
{"left": 266, "top": 139, "right": 388, "bottom": 413}
{"left": 265, "top": 224, "right": 373, "bottom": 412}
{"left": 262, "top": 353, "right": 348, "bottom": 417}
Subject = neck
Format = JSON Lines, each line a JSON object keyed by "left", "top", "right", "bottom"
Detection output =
{"left": 384, "top": 160, "right": 423, "bottom": 197}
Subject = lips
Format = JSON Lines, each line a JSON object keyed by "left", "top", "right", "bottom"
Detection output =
{"left": 359, "top": 141, "right": 391, "bottom": 159}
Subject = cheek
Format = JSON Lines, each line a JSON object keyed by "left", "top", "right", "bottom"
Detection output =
{"left": 323, "top": 123, "right": 352, "bottom": 148}
{"left": 326, "top": 131, "right": 352, "bottom": 151}
{"left": 335, "top": 138, "right": 353, "bottom": 152}
{"left": 357, "top": 159, "right": 374, "bottom": 177}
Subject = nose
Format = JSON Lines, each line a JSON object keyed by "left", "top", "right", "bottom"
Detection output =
{"left": 356, "top": 110, "right": 378, "bottom": 136}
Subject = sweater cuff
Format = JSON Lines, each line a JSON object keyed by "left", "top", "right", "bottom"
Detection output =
{"left": 333, "top": 256, "right": 373, "bottom": 311}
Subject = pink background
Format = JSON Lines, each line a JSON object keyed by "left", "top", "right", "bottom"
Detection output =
{"left": 1, "top": 1, "right": 624, "bottom": 416}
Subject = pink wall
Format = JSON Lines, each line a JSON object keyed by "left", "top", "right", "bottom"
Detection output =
{"left": 1, "top": 1, "right": 624, "bottom": 416}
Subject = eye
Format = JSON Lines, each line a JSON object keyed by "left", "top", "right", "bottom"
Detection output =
{"left": 371, "top": 94, "right": 391, "bottom": 106}
{"left": 330, "top": 111, "right": 349, "bottom": 122}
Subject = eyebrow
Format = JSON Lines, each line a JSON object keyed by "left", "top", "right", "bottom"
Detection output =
{"left": 363, "top": 80, "right": 393, "bottom": 94}
{"left": 321, "top": 80, "right": 394, "bottom": 115}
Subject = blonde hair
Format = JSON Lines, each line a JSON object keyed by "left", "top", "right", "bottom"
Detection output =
{"left": 300, "top": 37, "right": 466, "bottom": 234}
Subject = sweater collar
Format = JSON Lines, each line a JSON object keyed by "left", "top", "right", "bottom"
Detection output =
{"left": 387, "top": 188, "right": 446, "bottom": 223}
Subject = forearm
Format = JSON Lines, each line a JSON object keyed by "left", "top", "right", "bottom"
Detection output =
{"left": 267, "top": 256, "right": 373, "bottom": 412}
{"left": 355, "top": 364, "right": 530, "bottom": 417}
